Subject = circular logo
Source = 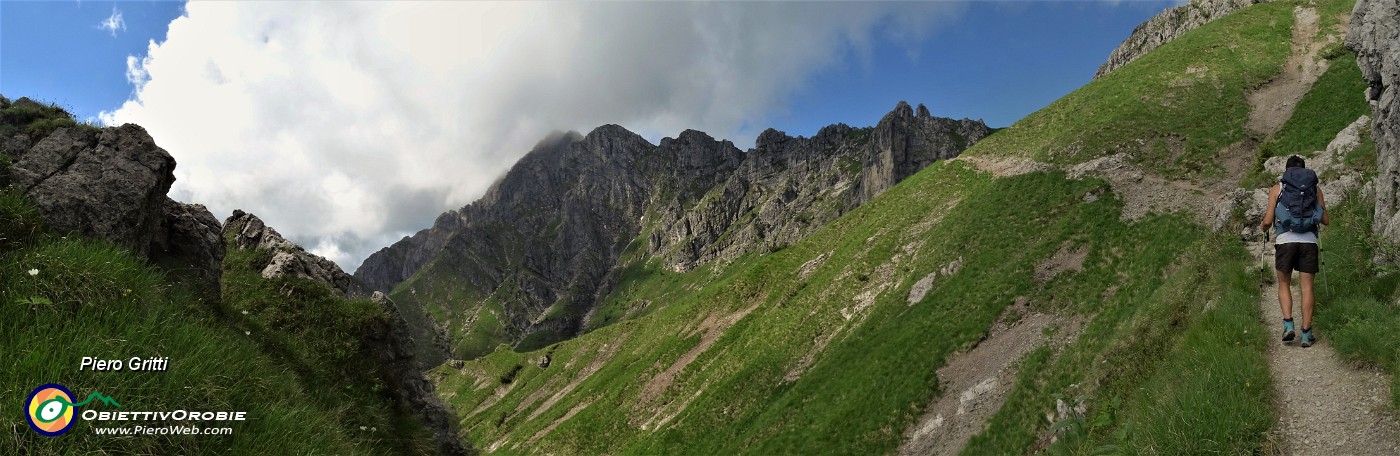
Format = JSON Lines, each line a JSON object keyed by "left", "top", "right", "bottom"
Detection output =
{"left": 26, "top": 384, "right": 76, "bottom": 437}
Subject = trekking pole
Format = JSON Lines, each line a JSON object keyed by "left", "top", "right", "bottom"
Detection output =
{"left": 1261, "top": 228, "right": 1269, "bottom": 276}
{"left": 1320, "top": 227, "right": 1330, "bottom": 299}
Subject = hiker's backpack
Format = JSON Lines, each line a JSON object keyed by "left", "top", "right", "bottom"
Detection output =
{"left": 1274, "top": 167, "right": 1323, "bottom": 235}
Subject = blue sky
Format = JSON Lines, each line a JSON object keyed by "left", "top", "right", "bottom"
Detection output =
{"left": 2, "top": 1, "right": 185, "bottom": 122}
{"left": 1, "top": 1, "right": 1177, "bottom": 269}
{"left": 771, "top": 1, "right": 1176, "bottom": 135}
{"left": 3, "top": 1, "right": 1172, "bottom": 131}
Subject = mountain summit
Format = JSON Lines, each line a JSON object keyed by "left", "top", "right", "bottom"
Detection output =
{"left": 354, "top": 103, "right": 989, "bottom": 362}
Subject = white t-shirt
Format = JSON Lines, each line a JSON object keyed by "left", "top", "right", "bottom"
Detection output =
{"left": 1276, "top": 229, "right": 1317, "bottom": 245}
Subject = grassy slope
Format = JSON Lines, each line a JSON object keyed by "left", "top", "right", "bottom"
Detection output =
{"left": 435, "top": 1, "right": 1377, "bottom": 454}
{"left": 0, "top": 197, "right": 367, "bottom": 453}
{"left": 965, "top": 1, "right": 1291, "bottom": 176}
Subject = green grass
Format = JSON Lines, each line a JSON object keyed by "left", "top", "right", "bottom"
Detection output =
{"left": 437, "top": 159, "right": 1275, "bottom": 454}
{"left": 1312, "top": 199, "right": 1400, "bottom": 409}
{"left": 1264, "top": 53, "right": 1371, "bottom": 158}
{"left": 1014, "top": 237, "right": 1271, "bottom": 455}
{"left": 0, "top": 95, "right": 99, "bottom": 140}
{"left": 0, "top": 189, "right": 440, "bottom": 454}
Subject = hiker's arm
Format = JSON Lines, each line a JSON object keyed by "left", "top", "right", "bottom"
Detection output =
{"left": 1318, "top": 187, "right": 1330, "bottom": 225}
{"left": 1259, "top": 184, "right": 1281, "bottom": 231}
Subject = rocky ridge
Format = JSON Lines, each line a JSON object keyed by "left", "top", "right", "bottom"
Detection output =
{"left": 1095, "top": 0, "right": 1263, "bottom": 79}
{"left": 223, "top": 209, "right": 366, "bottom": 296}
{"left": 646, "top": 102, "right": 990, "bottom": 272}
{"left": 1348, "top": 0, "right": 1400, "bottom": 248}
{"left": 354, "top": 102, "right": 990, "bottom": 359}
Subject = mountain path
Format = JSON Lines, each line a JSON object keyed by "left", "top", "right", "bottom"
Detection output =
{"left": 1253, "top": 241, "right": 1400, "bottom": 455}
{"left": 1245, "top": 5, "right": 1328, "bottom": 138}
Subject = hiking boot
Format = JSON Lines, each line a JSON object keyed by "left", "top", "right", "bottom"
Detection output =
{"left": 1282, "top": 320, "right": 1295, "bottom": 343}
{"left": 1300, "top": 329, "right": 1315, "bottom": 348}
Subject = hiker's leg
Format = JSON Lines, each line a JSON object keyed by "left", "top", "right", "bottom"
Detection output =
{"left": 1276, "top": 269, "right": 1294, "bottom": 320}
{"left": 1301, "top": 272, "right": 1315, "bottom": 330}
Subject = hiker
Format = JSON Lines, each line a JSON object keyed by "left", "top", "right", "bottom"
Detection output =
{"left": 1258, "top": 155, "right": 1329, "bottom": 348}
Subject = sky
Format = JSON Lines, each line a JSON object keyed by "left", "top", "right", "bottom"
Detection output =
{"left": 1, "top": 1, "right": 1178, "bottom": 272}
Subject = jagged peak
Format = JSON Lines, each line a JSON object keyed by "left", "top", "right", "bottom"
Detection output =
{"left": 755, "top": 128, "right": 791, "bottom": 148}
{"left": 584, "top": 123, "right": 648, "bottom": 143}
{"left": 889, "top": 101, "right": 915, "bottom": 120}
{"left": 529, "top": 130, "right": 584, "bottom": 152}
{"left": 675, "top": 129, "right": 717, "bottom": 143}
{"left": 815, "top": 123, "right": 854, "bottom": 140}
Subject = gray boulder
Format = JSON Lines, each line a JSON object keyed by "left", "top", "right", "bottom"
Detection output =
{"left": 4, "top": 122, "right": 225, "bottom": 292}
{"left": 9, "top": 124, "right": 174, "bottom": 257}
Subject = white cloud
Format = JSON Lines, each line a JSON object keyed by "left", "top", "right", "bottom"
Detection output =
{"left": 98, "top": 7, "right": 126, "bottom": 37}
{"left": 100, "top": 2, "right": 961, "bottom": 272}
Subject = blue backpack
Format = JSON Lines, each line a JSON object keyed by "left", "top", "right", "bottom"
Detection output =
{"left": 1274, "top": 167, "right": 1323, "bottom": 235}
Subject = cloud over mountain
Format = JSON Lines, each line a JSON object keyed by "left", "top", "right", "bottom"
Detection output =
{"left": 101, "top": 2, "right": 961, "bottom": 270}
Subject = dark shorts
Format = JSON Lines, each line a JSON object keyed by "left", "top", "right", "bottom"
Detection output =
{"left": 1275, "top": 243, "right": 1320, "bottom": 274}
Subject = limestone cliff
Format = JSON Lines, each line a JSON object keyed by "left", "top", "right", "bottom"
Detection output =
{"left": 1348, "top": 0, "right": 1400, "bottom": 246}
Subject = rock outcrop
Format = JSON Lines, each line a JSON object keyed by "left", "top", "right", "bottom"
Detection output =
{"left": 1, "top": 116, "right": 224, "bottom": 293}
{"left": 1348, "top": 0, "right": 1400, "bottom": 246}
{"left": 223, "top": 210, "right": 365, "bottom": 296}
{"left": 149, "top": 200, "right": 226, "bottom": 293}
{"left": 1095, "top": 0, "right": 1262, "bottom": 79}
{"left": 355, "top": 102, "right": 989, "bottom": 359}
{"left": 365, "top": 292, "right": 470, "bottom": 456}
{"left": 8, "top": 123, "right": 174, "bottom": 256}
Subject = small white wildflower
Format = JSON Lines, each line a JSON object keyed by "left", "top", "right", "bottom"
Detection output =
{"left": 27, "top": 269, "right": 38, "bottom": 276}
{"left": 244, "top": 331, "right": 251, "bottom": 336}
{"left": 359, "top": 426, "right": 367, "bottom": 431}
{"left": 241, "top": 310, "right": 248, "bottom": 315}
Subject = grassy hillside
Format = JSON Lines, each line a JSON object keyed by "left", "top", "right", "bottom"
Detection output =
{"left": 1, "top": 194, "right": 378, "bottom": 453}
{"left": 438, "top": 160, "right": 1270, "bottom": 454}
{"left": 436, "top": 0, "right": 1384, "bottom": 454}
{"left": 0, "top": 104, "right": 441, "bottom": 453}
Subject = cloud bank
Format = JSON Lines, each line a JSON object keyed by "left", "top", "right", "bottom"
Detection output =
{"left": 101, "top": 2, "right": 961, "bottom": 271}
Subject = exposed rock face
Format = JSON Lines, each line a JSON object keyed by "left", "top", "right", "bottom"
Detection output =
{"left": 2, "top": 121, "right": 224, "bottom": 292}
{"left": 223, "top": 210, "right": 365, "bottom": 296}
{"left": 9, "top": 124, "right": 174, "bottom": 256}
{"left": 1349, "top": 0, "right": 1400, "bottom": 245}
{"left": 355, "top": 102, "right": 989, "bottom": 358}
{"left": 1095, "top": 0, "right": 1262, "bottom": 79}
{"left": 150, "top": 200, "right": 226, "bottom": 293}
{"left": 365, "top": 292, "right": 471, "bottom": 456}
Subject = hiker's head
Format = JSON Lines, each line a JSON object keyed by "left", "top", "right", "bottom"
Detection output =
{"left": 1286, "top": 155, "right": 1306, "bottom": 169}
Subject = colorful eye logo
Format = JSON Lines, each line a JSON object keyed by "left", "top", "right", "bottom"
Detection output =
{"left": 26, "top": 384, "right": 76, "bottom": 437}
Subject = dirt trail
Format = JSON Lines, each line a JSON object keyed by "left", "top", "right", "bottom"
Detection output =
{"left": 1253, "top": 242, "right": 1400, "bottom": 454}
{"left": 1246, "top": 6, "right": 1327, "bottom": 138}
